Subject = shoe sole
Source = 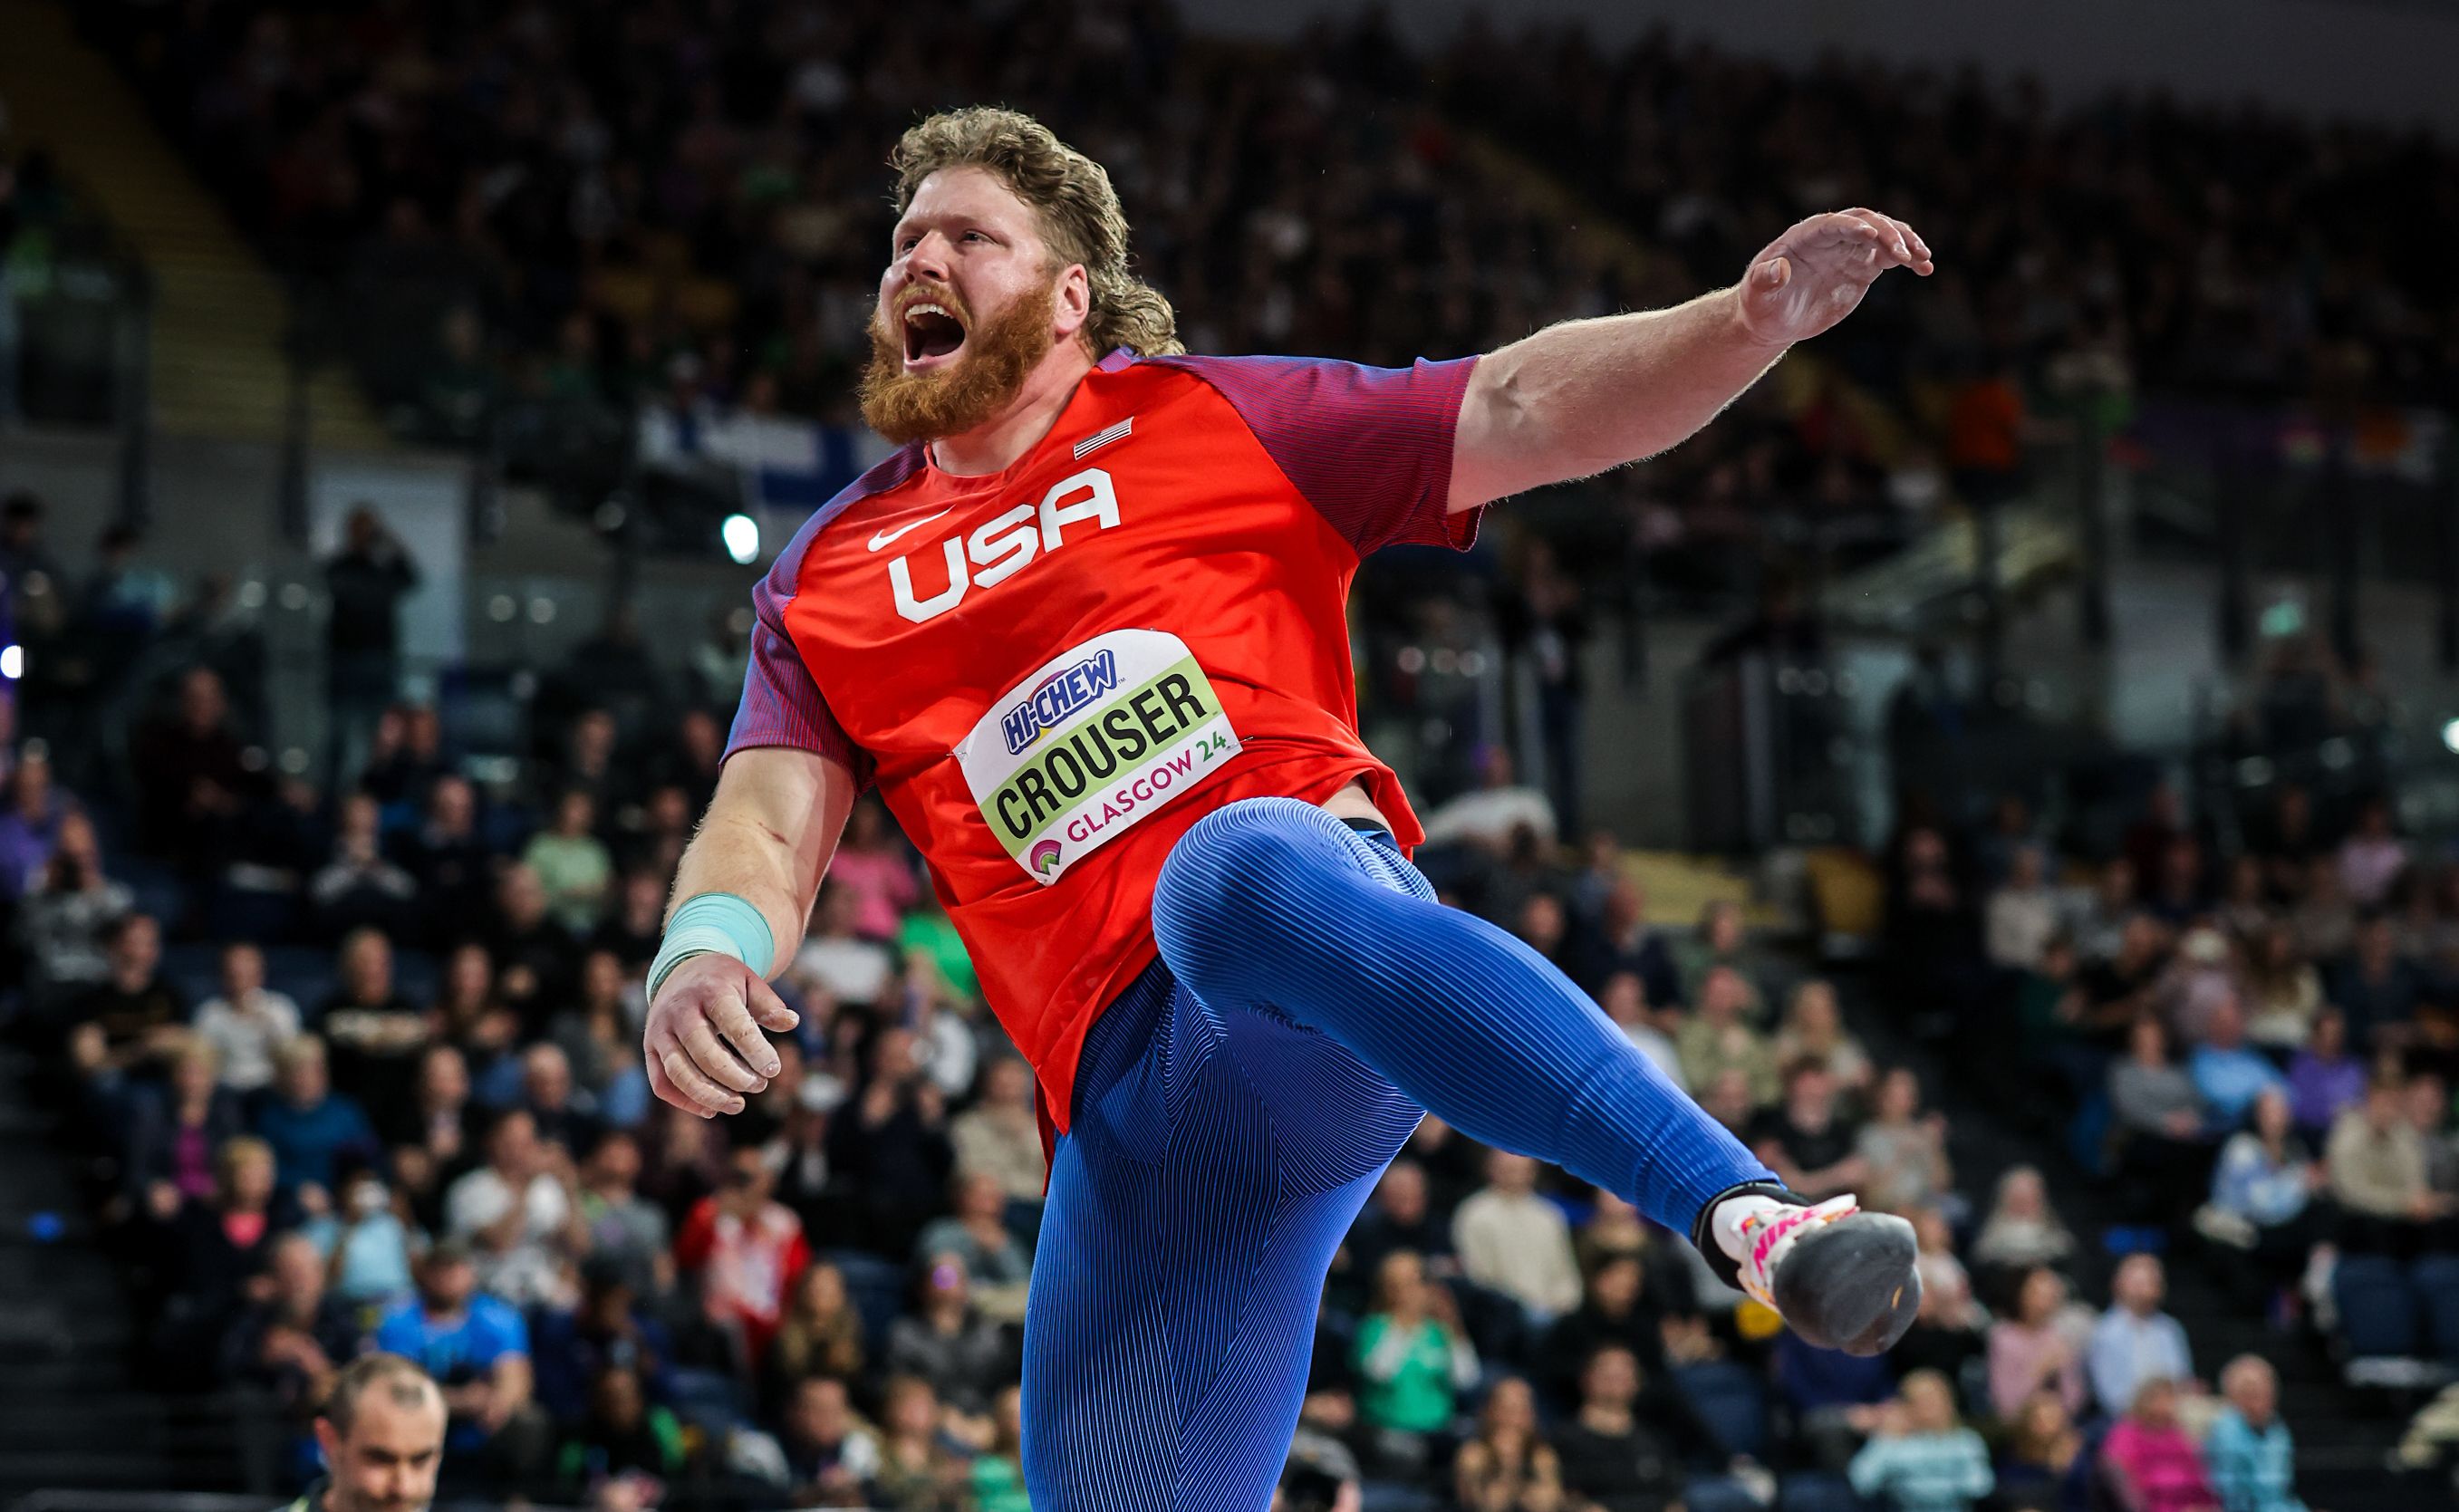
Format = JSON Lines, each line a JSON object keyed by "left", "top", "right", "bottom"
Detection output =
{"left": 1771, "top": 1210, "right": 1922, "bottom": 1355}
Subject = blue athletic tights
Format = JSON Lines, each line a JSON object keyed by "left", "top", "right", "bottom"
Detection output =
{"left": 1020, "top": 797, "right": 1772, "bottom": 1512}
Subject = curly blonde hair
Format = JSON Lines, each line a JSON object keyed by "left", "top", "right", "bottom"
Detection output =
{"left": 889, "top": 107, "right": 1182, "bottom": 358}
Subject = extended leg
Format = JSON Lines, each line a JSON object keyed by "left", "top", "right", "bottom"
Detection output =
{"left": 1152, "top": 798, "right": 1918, "bottom": 1354}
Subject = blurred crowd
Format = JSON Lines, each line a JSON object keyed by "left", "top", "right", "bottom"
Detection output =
{"left": 0, "top": 498, "right": 2364, "bottom": 1510}
{"left": 1453, "top": 22, "right": 2459, "bottom": 414}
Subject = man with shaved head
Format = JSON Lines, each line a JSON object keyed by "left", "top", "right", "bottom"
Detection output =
{"left": 287, "top": 1354, "right": 446, "bottom": 1512}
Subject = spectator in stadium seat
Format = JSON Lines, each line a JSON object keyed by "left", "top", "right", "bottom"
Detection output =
{"left": 1356, "top": 1250, "right": 1480, "bottom": 1475}
{"left": 67, "top": 910, "right": 185, "bottom": 1075}
{"left": 1533, "top": 1249, "right": 1672, "bottom": 1411}
{"left": 573, "top": 1130, "right": 670, "bottom": 1301}
{"left": 1676, "top": 967, "right": 1779, "bottom": 1109}
{"left": 1677, "top": 899, "right": 1784, "bottom": 1011}
{"left": 826, "top": 1028, "right": 954, "bottom": 1257}
{"left": 774, "top": 1376, "right": 882, "bottom": 1507}
{"left": 2100, "top": 1376, "right": 2216, "bottom": 1512}
{"left": 873, "top": 1372, "right": 977, "bottom": 1498}
{"left": 393, "top": 775, "right": 494, "bottom": 939}
{"left": 2241, "top": 922, "right": 2323, "bottom": 1054}
{"left": 677, "top": 1141, "right": 810, "bottom": 1360}
{"left": 1596, "top": 972, "right": 1687, "bottom": 1093}
{"left": 1550, "top": 1342, "right": 1721, "bottom": 1512}
{"left": 220, "top": 1229, "right": 360, "bottom": 1416}
{"left": 950, "top": 1055, "right": 1046, "bottom": 1206}
{"left": 1856, "top": 1067, "right": 1955, "bottom": 1216}
{"left": 517, "top": 1041, "right": 603, "bottom": 1158}
{"left": 1421, "top": 746, "right": 1558, "bottom": 853}
{"left": 765, "top": 1261, "right": 867, "bottom": 1412}
{"left": 130, "top": 665, "right": 265, "bottom": 873}
{"left": 322, "top": 927, "right": 427, "bottom": 1139}
{"left": 190, "top": 939, "right": 300, "bottom": 1094}
{"left": 428, "top": 943, "right": 521, "bottom": 1109}
{"left": 2188, "top": 996, "right": 2288, "bottom": 1132}
{"left": 2338, "top": 796, "right": 2409, "bottom": 910}
{"left": 2203, "top": 1088, "right": 2324, "bottom": 1308}
{"left": 1847, "top": 1369, "right": 1994, "bottom": 1512}
{"left": 1572, "top": 876, "right": 1685, "bottom": 1010}
{"left": 1895, "top": 1209, "right": 1988, "bottom": 1384}
{"left": 149, "top": 1134, "right": 282, "bottom": 1379}
{"left": 375, "top": 1242, "right": 548, "bottom": 1483}
{"left": 487, "top": 863, "right": 577, "bottom": 1021}
{"left": 2284, "top": 1007, "right": 2366, "bottom": 1140}
{"left": 1970, "top": 1167, "right": 2078, "bottom": 1293}
{"left": 1986, "top": 844, "right": 2061, "bottom": 972}
{"left": 522, "top": 789, "right": 614, "bottom": 935}
{"left": 404, "top": 1042, "right": 476, "bottom": 1175}
{"left": 1996, "top": 1391, "right": 2088, "bottom": 1512}
{"left": 1988, "top": 1267, "right": 2089, "bottom": 1421}
{"left": 1454, "top": 1151, "right": 1582, "bottom": 1324}
{"left": 2087, "top": 1256, "right": 2195, "bottom": 1420}
{"left": 829, "top": 798, "right": 920, "bottom": 942}
{"left": 886, "top": 1253, "right": 1009, "bottom": 1435}
{"left": 1771, "top": 979, "right": 1873, "bottom": 1098}
{"left": 1452, "top": 1374, "right": 1566, "bottom": 1512}
{"left": 970, "top": 1385, "right": 1032, "bottom": 1512}
{"left": 317, "top": 1167, "right": 420, "bottom": 1308}
{"left": 124, "top": 1035, "right": 244, "bottom": 1210}
{"left": 796, "top": 882, "right": 897, "bottom": 1009}
{"left": 2405, "top": 1072, "right": 2458, "bottom": 1204}
{"left": 2328, "top": 1074, "right": 2448, "bottom": 1255}
{"left": 654, "top": 708, "right": 728, "bottom": 817}
{"left": 914, "top": 1171, "right": 1032, "bottom": 1323}
{"left": 2203, "top": 1355, "right": 2307, "bottom": 1512}
{"left": 1748, "top": 1059, "right": 1869, "bottom": 1203}
{"left": 609, "top": 781, "right": 689, "bottom": 889}
{"left": 2108, "top": 1016, "right": 2214, "bottom": 1225}
{"left": 591, "top": 869, "right": 669, "bottom": 978}
{"left": 531, "top": 1257, "right": 677, "bottom": 1427}
{"left": 553, "top": 1363, "right": 686, "bottom": 1496}
{"left": 445, "top": 1108, "right": 581, "bottom": 1309}
{"left": 14, "top": 810, "right": 132, "bottom": 1010}
{"left": 252, "top": 1035, "right": 382, "bottom": 1201}
{"left": 360, "top": 702, "right": 450, "bottom": 812}
{"left": 0, "top": 745, "right": 68, "bottom": 898}
{"left": 897, "top": 885, "right": 980, "bottom": 1007}
{"left": 552, "top": 949, "right": 652, "bottom": 1131}
{"left": 2330, "top": 912, "right": 2424, "bottom": 1051}
{"left": 309, "top": 792, "right": 420, "bottom": 942}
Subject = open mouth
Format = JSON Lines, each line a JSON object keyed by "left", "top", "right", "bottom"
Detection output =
{"left": 902, "top": 300, "right": 968, "bottom": 364}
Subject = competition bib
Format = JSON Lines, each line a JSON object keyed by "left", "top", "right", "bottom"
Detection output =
{"left": 954, "top": 629, "right": 1242, "bottom": 885}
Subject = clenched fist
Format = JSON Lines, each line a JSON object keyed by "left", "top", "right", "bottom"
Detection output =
{"left": 643, "top": 952, "right": 801, "bottom": 1118}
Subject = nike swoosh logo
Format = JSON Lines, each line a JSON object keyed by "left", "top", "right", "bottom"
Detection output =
{"left": 867, "top": 508, "right": 954, "bottom": 552}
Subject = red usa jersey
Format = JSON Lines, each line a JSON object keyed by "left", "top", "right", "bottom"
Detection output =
{"left": 725, "top": 347, "right": 1482, "bottom": 1126}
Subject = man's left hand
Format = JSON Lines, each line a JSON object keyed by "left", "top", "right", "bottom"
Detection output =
{"left": 1737, "top": 208, "right": 1933, "bottom": 347}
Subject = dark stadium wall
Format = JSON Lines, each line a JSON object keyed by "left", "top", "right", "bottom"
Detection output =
{"left": 1221, "top": 0, "right": 2459, "bottom": 136}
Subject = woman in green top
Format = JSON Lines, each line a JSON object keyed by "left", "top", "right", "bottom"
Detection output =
{"left": 969, "top": 1386, "right": 1034, "bottom": 1512}
{"left": 522, "top": 788, "right": 614, "bottom": 933}
{"left": 1355, "top": 1249, "right": 1480, "bottom": 1437}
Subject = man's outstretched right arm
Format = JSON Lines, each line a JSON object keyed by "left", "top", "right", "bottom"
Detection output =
{"left": 644, "top": 746, "right": 854, "bottom": 1117}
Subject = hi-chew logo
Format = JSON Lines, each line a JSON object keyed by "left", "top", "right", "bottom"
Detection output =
{"left": 1028, "top": 840, "right": 1063, "bottom": 875}
{"left": 1001, "top": 649, "right": 1120, "bottom": 755}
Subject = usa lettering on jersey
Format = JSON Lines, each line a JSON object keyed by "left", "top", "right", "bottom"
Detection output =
{"left": 888, "top": 467, "right": 1123, "bottom": 623}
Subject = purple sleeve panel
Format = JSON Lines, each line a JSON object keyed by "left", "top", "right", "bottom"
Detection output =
{"left": 1142, "top": 352, "right": 1484, "bottom": 557}
{"left": 719, "top": 446, "right": 925, "bottom": 788}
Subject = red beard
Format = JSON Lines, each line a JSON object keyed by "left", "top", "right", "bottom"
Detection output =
{"left": 858, "top": 279, "right": 1060, "bottom": 446}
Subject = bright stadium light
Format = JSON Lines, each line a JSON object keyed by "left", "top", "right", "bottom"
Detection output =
{"left": 0, "top": 645, "right": 19, "bottom": 680}
{"left": 722, "top": 513, "right": 761, "bottom": 565}
{"left": 2443, "top": 717, "right": 2459, "bottom": 756}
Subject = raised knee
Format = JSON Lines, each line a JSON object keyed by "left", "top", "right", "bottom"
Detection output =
{"left": 1154, "top": 800, "right": 1325, "bottom": 945}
